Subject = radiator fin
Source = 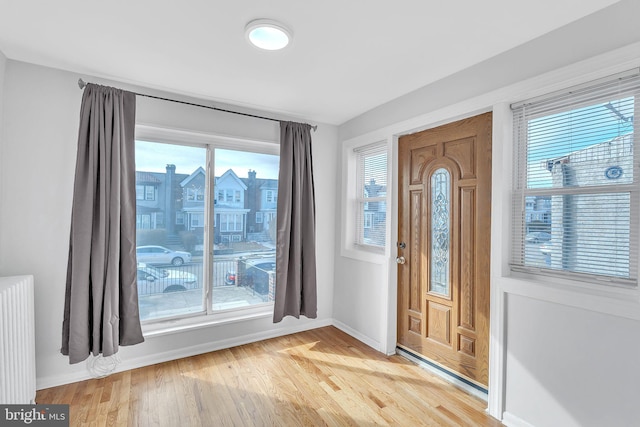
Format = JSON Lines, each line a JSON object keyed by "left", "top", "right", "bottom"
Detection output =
{"left": 0, "top": 275, "right": 36, "bottom": 404}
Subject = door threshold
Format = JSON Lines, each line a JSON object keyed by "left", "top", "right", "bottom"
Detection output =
{"left": 396, "top": 346, "right": 488, "bottom": 401}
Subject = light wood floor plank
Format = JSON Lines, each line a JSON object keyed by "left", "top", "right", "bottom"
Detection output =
{"left": 36, "top": 326, "right": 502, "bottom": 426}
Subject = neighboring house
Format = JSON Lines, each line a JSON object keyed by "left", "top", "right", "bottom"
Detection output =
{"left": 180, "top": 166, "right": 207, "bottom": 235}
{"left": 546, "top": 133, "right": 633, "bottom": 277}
{"left": 213, "top": 169, "right": 250, "bottom": 243}
{"left": 525, "top": 196, "right": 551, "bottom": 232}
{"left": 135, "top": 165, "right": 188, "bottom": 235}
{"left": 136, "top": 166, "right": 276, "bottom": 245}
{"left": 363, "top": 178, "right": 386, "bottom": 245}
{"left": 243, "top": 169, "right": 278, "bottom": 239}
{"left": 135, "top": 171, "right": 162, "bottom": 230}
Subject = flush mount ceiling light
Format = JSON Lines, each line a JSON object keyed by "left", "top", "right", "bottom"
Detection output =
{"left": 245, "top": 19, "right": 292, "bottom": 50}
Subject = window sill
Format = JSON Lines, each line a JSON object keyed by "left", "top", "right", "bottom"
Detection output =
{"left": 142, "top": 303, "right": 274, "bottom": 338}
{"left": 340, "top": 244, "right": 388, "bottom": 264}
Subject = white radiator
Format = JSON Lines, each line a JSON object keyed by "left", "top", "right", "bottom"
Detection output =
{"left": 0, "top": 275, "right": 36, "bottom": 404}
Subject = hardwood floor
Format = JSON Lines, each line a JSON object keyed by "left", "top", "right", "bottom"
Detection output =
{"left": 36, "top": 326, "right": 503, "bottom": 426}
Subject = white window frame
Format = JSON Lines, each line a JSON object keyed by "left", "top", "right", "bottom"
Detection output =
{"left": 136, "top": 184, "right": 155, "bottom": 201}
{"left": 233, "top": 214, "right": 243, "bottom": 231}
{"left": 355, "top": 141, "right": 388, "bottom": 251}
{"left": 256, "top": 212, "right": 263, "bottom": 223}
{"left": 510, "top": 69, "right": 640, "bottom": 288}
{"left": 190, "top": 213, "right": 204, "bottom": 228}
{"left": 187, "top": 187, "right": 204, "bottom": 201}
{"left": 220, "top": 213, "right": 229, "bottom": 232}
{"left": 341, "top": 138, "right": 390, "bottom": 262}
{"left": 136, "top": 125, "right": 279, "bottom": 328}
{"left": 266, "top": 190, "right": 278, "bottom": 203}
{"left": 219, "top": 213, "right": 243, "bottom": 232}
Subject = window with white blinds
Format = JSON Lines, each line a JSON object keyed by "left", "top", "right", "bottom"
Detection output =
{"left": 355, "top": 142, "right": 387, "bottom": 249}
{"left": 511, "top": 69, "right": 640, "bottom": 286}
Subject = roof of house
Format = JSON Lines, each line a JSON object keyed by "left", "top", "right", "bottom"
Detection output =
{"left": 136, "top": 172, "right": 162, "bottom": 184}
{"left": 216, "top": 169, "right": 248, "bottom": 190}
{"left": 241, "top": 177, "right": 278, "bottom": 189}
{"left": 180, "top": 167, "right": 207, "bottom": 187}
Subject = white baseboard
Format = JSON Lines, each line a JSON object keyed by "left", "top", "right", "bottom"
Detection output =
{"left": 331, "top": 319, "right": 382, "bottom": 352}
{"left": 502, "top": 411, "right": 536, "bottom": 427}
{"left": 36, "top": 317, "right": 333, "bottom": 390}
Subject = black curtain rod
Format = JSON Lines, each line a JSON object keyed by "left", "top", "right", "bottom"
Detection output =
{"left": 77, "top": 78, "right": 317, "bottom": 131}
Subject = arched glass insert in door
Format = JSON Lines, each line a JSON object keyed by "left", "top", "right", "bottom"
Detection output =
{"left": 430, "top": 168, "right": 451, "bottom": 295}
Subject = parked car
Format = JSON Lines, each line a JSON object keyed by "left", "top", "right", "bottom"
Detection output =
{"left": 239, "top": 257, "right": 275, "bottom": 295}
{"left": 137, "top": 263, "right": 198, "bottom": 295}
{"left": 525, "top": 232, "right": 551, "bottom": 244}
{"left": 540, "top": 242, "right": 553, "bottom": 256}
{"left": 136, "top": 245, "right": 191, "bottom": 266}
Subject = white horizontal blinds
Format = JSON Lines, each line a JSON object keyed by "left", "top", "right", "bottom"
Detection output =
{"left": 355, "top": 142, "right": 387, "bottom": 248}
{"left": 511, "top": 70, "right": 640, "bottom": 286}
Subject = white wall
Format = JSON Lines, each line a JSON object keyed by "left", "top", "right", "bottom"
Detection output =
{"left": 332, "top": 256, "right": 388, "bottom": 350}
{"left": 339, "top": 0, "right": 640, "bottom": 142}
{"left": 505, "top": 293, "right": 640, "bottom": 427}
{"left": 0, "top": 48, "right": 6, "bottom": 270}
{"left": 0, "top": 60, "right": 337, "bottom": 389}
{"left": 0, "top": 51, "right": 7, "bottom": 269}
{"left": 334, "top": 1, "right": 640, "bottom": 426}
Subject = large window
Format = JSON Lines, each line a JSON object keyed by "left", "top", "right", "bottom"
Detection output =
{"left": 135, "top": 140, "right": 279, "bottom": 322}
{"left": 212, "top": 148, "right": 279, "bottom": 311}
{"left": 219, "top": 213, "right": 243, "bottom": 232}
{"left": 354, "top": 141, "right": 388, "bottom": 249}
{"left": 511, "top": 70, "right": 639, "bottom": 286}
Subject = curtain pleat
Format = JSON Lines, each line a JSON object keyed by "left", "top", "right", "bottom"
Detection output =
{"left": 62, "top": 83, "right": 143, "bottom": 364}
{"left": 273, "top": 121, "right": 318, "bottom": 323}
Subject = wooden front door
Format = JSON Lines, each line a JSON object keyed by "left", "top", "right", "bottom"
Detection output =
{"left": 397, "top": 112, "right": 492, "bottom": 386}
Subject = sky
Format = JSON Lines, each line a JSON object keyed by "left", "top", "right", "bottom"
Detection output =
{"left": 135, "top": 141, "right": 280, "bottom": 179}
{"left": 526, "top": 96, "right": 634, "bottom": 188}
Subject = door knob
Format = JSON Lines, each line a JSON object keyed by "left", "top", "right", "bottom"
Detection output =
{"left": 396, "top": 256, "right": 406, "bottom": 265}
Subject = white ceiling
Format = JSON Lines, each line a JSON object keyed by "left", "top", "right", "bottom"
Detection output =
{"left": 0, "top": 0, "right": 620, "bottom": 125}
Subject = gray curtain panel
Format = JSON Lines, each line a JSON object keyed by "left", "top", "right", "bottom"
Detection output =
{"left": 62, "top": 83, "right": 144, "bottom": 364}
{"left": 274, "top": 121, "right": 318, "bottom": 323}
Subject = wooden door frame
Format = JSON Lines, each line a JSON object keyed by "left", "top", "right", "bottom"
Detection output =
{"left": 395, "top": 112, "right": 492, "bottom": 389}
{"left": 379, "top": 109, "right": 505, "bottom": 419}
